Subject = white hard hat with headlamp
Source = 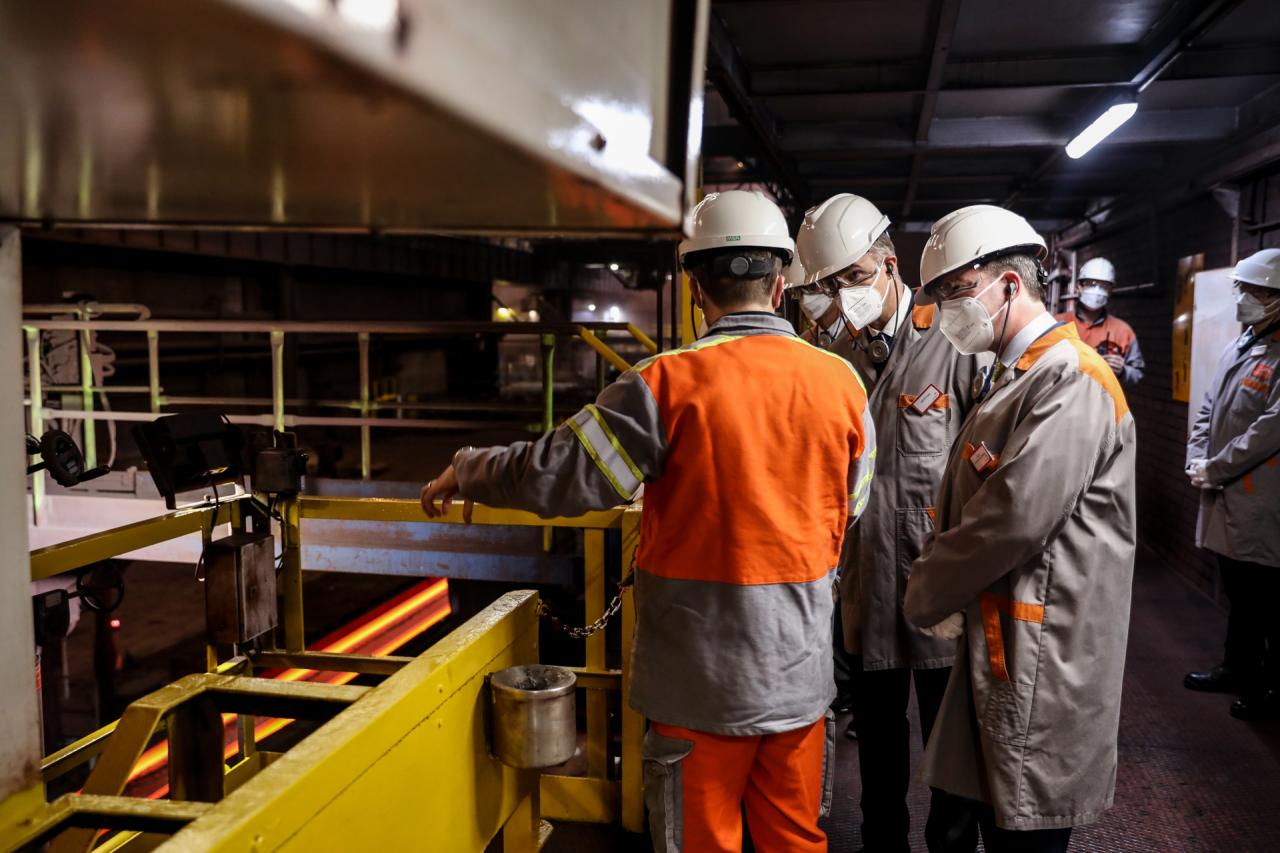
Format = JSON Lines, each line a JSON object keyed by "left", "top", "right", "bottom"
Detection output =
{"left": 917, "top": 204, "right": 1047, "bottom": 305}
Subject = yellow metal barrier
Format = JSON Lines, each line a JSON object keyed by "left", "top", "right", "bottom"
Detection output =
{"left": 12, "top": 494, "right": 646, "bottom": 849}
{"left": 163, "top": 591, "right": 548, "bottom": 852}
{"left": 29, "top": 499, "right": 242, "bottom": 581}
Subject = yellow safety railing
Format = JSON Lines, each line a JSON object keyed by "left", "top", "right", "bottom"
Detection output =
{"left": 12, "top": 495, "right": 645, "bottom": 852}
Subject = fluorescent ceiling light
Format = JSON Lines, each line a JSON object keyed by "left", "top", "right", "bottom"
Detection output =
{"left": 1065, "top": 101, "right": 1138, "bottom": 160}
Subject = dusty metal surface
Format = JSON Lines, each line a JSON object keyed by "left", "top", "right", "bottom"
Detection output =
{"left": 0, "top": 0, "right": 693, "bottom": 234}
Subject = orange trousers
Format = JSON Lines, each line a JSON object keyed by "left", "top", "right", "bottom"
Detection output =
{"left": 649, "top": 717, "right": 830, "bottom": 852}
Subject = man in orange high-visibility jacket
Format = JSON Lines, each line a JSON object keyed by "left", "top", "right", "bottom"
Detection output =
{"left": 421, "top": 190, "right": 876, "bottom": 852}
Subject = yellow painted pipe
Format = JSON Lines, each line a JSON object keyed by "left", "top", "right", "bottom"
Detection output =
{"left": 576, "top": 327, "right": 632, "bottom": 373}
{"left": 625, "top": 324, "right": 658, "bottom": 354}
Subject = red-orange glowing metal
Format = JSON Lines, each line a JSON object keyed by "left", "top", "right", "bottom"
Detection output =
{"left": 128, "top": 578, "right": 450, "bottom": 798}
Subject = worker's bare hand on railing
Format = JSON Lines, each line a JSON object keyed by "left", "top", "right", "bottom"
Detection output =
{"left": 420, "top": 465, "right": 474, "bottom": 523}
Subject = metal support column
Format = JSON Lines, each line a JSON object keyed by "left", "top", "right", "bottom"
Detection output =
{"left": 539, "top": 333, "right": 555, "bottom": 434}
{"left": 680, "top": 271, "right": 698, "bottom": 347}
{"left": 270, "top": 330, "right": 286, "bottom": 434}
{"left": 584, "top": 530, "right": 607, "bottom": 781}
{"left": 540, "top": 334, "right": 556, "bottom": 552}
{"left": 619, "top": 506, "right": 645, "bottom": 832}
{"left": 358, "top": 332, "right": 371, "bottom": 480}
{"left": 279, "top": 496, "right": 305, "bottom": 652}
{"left": 595, "top": 338, "right": 607, "bottom": 393}
{"left": 25, "top": 326, "right": 44, "bottom": 521}
{"left": 0, "top": 228, "right": 44, "bottom": 811}
{"left": 166, "top": 695, "right": 224, "bottom": 803}
{"left": 146, "top": 330, "right": 160, "bottom": 413}
{"left": 77, "top": 326, "right": 96, "bottom": 469}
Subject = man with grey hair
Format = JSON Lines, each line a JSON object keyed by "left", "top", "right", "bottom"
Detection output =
{"left": 797, "top": 194, "right": 990, "bottom": 852}
{"left": 904, "top": 205, "right": 1136, "bottom": 852}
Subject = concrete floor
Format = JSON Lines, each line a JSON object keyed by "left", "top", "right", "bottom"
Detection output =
{"left": 545, "top": 549, "right": 1280, "bottom": 852}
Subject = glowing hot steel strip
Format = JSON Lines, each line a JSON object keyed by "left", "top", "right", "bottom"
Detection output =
{"left": 127, "top": 578, "right": 450, "bottom": 795}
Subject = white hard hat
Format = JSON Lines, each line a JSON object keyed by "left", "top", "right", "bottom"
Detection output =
{"left": 1233, "top": 248, "right": 1280, "bottom": 290}
{"left": 783, "top": 256, "right": 808, "bottom": 290}
{"left": 1078, "top": 257, "right": 1116, "bottom": 285}
{"left": 796, "top": 194, "right": 891, "bottom": 284}
{"left": 678, "top": 190, "right": 794, "bottom": 263}
{"left": 917, "top": 204, "right": 1048, "bottom": 304}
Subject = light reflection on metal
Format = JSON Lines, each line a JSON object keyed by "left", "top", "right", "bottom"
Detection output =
{"left": 23, "top": 116, "right": 41, "bottom": 217}
{"left": 146, "top": 163, "right": 160, "bottom": 219}
{"left": 336, "top": 0, "right": 400, "bottom": 33}
{"left": 127, "top": 577, "right": 451, "bottom": 799}
{"left": 77, "top": 136, "right": 93, "bottom": 219}
{"left": 271, "top": 165, "right": 286, "bottom": 223}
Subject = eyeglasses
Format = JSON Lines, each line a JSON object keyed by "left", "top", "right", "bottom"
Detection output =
{"left": 815, "top": 263, "right": 881, "bottom": 298}
{"left": 1234, "top": 281, "right": 1270, "bottom": 297}
{"left": 786, "top": 282, "right": 823, "bottom": 299}
{"left": 934, "top": 278, "right": 981, "bottom": 302}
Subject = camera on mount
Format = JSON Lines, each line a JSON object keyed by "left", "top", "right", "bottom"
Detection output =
{"left": 131, "top": 413, "right": 245, "bottom": 509}
{"left": 26, "top": 429, "right": 110, "bottom": 487}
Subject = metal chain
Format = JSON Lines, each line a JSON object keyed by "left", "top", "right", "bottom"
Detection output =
{"left": 537, "top": 544, "right": 637, "bottom": 639}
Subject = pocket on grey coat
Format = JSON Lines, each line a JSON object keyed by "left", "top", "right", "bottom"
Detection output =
{"left": 643, "top": 729, "right": 695, "bottom": 852}
{"left": 980, "top": 680, "right": 1035, "bottom": 746}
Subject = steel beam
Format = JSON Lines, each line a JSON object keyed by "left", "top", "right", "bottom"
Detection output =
{"left": 1005, "top": 0, "right": 1245, "bottom": 206}
{"left": 300, "top": 495, "right": 625, "bottom": 530}
{"left": 783, "top": 109, "right": 1236, "bottom": 154}
{"left": 752, "top": 43, "right": 1280, "bottom": 97}
{"left": 1, "top": 796, "right": 211, "bottom": 851}
{"left": 903, "top": 0, "right": 963, "bottom": 218}
{"left": 0, "top": 227, "right": 43, "bottom": 809}
{"left": 706, "top": 12, "right": 808, "bottom": 210}
{"left": 29, "top": 500, "right": 241, "bottom": 581}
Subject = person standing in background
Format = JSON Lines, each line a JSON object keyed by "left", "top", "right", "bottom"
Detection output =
{"left": 1055, "top": 257, "right": 1145, "bottom": 386}
{"left": 1185, "top": 248, "right": 1280, "bottom": 721}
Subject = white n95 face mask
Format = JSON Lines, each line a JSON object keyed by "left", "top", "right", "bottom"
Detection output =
{"left": 1078, "top": 285, "right": 1109, "bottom": 310}
{"left": 799, "top": 291, "right": 833, "bottom": 325}
{"left": 939, "top": 277, "right": 1009, "bottom": 355}
{"left": 839, "top": 279, "right": 885, "bottom": 331}
{"left": 1236, "top": 290, "right": 1279, "bottom": 325}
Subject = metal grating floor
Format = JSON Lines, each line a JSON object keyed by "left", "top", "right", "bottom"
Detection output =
{"left": 547, "top": 549, "right": 1280, "bottom": 851}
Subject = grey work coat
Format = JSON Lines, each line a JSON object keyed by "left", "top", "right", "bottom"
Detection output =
{"left": 1188, "top": 327, "right": 1280, "bottom": 568}
{"left": 454, "top": 313, "right": 876, "bottom": 736}
{"left": 903, "top": 321, "right": 1137, "bottom": 830}
{"left": 836, "top": 301, "right": 991, "bottom": 670}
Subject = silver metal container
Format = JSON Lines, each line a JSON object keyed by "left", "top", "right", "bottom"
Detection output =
{"left": 490, "top": 664, "right": 576, "bottom": 769}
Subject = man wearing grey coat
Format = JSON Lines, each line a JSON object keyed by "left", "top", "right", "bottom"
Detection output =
{"left": 1185, "top": 248, "right": 1280, "bottom": 721}
{"left": 905, "top": 205, "right": 1136, "bottom": 853}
